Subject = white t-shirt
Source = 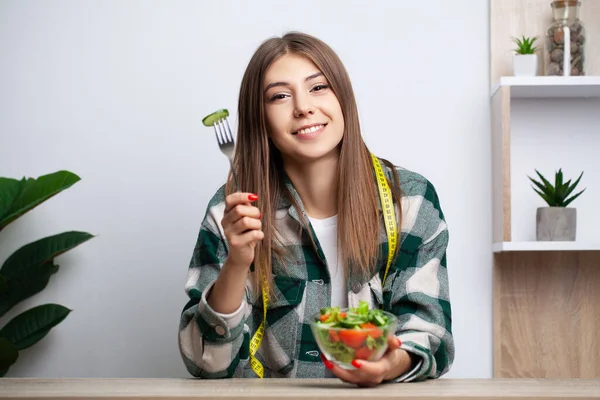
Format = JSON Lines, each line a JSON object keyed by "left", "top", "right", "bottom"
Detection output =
{"left": 307, "top": 215, "right": 348, "bottom": 308}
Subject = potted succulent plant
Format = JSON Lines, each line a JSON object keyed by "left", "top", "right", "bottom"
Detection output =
{"left": 512, "top": 35, "right": 540, "bottom": 77}
{"left": 528, "top": 168, "right": 585, "bottom": 241}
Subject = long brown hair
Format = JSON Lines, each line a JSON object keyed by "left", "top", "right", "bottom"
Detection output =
{"left": 227, "top": 32, "right": 402, "bottom": 300}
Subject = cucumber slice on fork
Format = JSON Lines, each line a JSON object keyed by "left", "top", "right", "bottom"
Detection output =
{"left": 202, "top": 109, "right": 229, "bottom": 126}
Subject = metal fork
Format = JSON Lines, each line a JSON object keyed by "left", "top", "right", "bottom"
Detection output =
{"left": 212, "top": 116, "right": 240, "bottom": 191}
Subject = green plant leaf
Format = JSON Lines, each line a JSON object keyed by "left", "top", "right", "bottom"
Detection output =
{"left": 563, "top": 189, "right": 586, "bottom": 207}
{"left": 564, "top": 172, "right": 584, "bottom": 199}
{"left": 0, "top": 274, "right": 7, "bottom": 294}
{"left": 0, "top": 178, "right": 23, "bottom": 223}
{"left": 513, "top": 35, "right": 538, "bottom": 54}
{"left": 559, "top": 179, "right": 572, "bottom": 198}
{"left": 1, "top": 231, "right": 94, "bottom": 277}
{"left": 0, "top": 171, "right": 80, "bottom": 231}
{"left": 528, "top": 176, "right": 554, "bottom": 197}
{"left": 0, "top": 304, "right": 71, "bottom": 351}
{"left": 555, "top": 182, "right": 569, "bottom": 205}
{"left": 0, "top": 337, "right": 18, "bottom": 375}
{"left": 0, "top": 261, "right": 59, "bottom": 318}
{"left": 556, "top": 169, "right": 563, "bottom": 190}
{"left": 533, "top": 188, "right": 555, "bottom": 206}
{"left": 535, "top": 170, "right": 555, "bottom": 193}
{"left": 0, "top": 231, "right": 93, "bottom": 317}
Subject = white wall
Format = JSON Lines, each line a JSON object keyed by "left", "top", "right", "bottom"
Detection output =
{"left": 511, "top": 98, "right": 600, "bottom": 242}
{"left": 0, "top": 0, "right": 492, "bottom": 378}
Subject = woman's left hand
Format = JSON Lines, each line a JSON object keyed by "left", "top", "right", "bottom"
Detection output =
{"left": 322, "top": 334, "right": 413, "bottom": 387}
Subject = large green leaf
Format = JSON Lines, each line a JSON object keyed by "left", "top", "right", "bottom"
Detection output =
{"left": 0, "top": 274, "right": 7, "bottom": 294}
{"left": 0, "top": 231, "right": 93, "bottom": 317}
{"left": 0, "top": 171, "right": 80, "bottom": 231}
{"left": 0, "top": 337, "right": 18, "bottom": 376}
{"left": 0, "top": 178, "right": 23, "bottom": 223}
{"left": 1, "top": 231, "right": 94, "bottom": 277}
{"left": 0, "top": 261, "right": 59, "bottom": 318}
{"left": 0, "top": 304, "right": 71, "bottom": 351}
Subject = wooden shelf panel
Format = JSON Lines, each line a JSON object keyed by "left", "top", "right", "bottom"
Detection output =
{"left": 493, "top": 252, "right": 600, "bottom": 378}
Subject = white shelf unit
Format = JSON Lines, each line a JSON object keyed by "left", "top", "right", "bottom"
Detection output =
{"left": 491, "top": 76, "right": 600, "bottom": 98}
{"left": 489, "top": 1, "right": 600, "bottom": 381}
{"left": 493, "top": 241, "right": 600, "bottom": 253}
{"left": 491, "top": 76, "right": 600, "bottom": 253}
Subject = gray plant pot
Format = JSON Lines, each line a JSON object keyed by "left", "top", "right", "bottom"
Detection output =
{"left": 536, "top": 207, "right": 576, "bottom": 241}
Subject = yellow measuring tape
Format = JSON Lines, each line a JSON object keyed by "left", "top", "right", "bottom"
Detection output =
{"left": 370, "top": 153, "right": 399, "bottom": 286}
{"left": 248, "top": 153, "right": 398, "bottom": 378}
{"left": 249, "top": 269, "right": 269, "bottom": 378}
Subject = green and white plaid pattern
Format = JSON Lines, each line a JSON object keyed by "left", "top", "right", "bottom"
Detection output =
{"left": 178, "top": 160, "right": 454, "bottom": 381}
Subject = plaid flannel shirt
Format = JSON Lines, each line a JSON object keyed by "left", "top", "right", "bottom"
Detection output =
{"left": 178, "top": 160, "right": 454, "bottom": 381}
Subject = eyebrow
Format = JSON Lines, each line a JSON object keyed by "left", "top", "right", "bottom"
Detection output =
{"left": 264, "top": 72, "right": 324, "bottom": 93}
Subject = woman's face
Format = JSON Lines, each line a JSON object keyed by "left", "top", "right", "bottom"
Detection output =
{"left": 263, "top": 53, "right": 344, "bottom": 164}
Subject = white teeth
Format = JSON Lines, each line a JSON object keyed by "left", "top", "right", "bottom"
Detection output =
{"left": 297, "top": 125, "right": 323, "bottom": 135}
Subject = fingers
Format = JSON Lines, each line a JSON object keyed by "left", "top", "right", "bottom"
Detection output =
{"left": 228, "top": 229, "right": 265, "bottom": 248}
{"left": 225, "top": 212, "right": 262, "bottom": 236}
{"left": 388, "top": 333, "right": 402, "bottom": 350}
{"left": 224, "top": 203, "right": 260, "bottom": 220}
{"left": 221, "top": 192, "right": 263, "bottom": 267}
{"left": 322, "top": 335, "right": 403, "bottom": 387}
{"left": 336, "top": 358, "right": 390, "bottom": 387}
{"left": 326, "top": 360, "right": 386, "bottom": 387}
{"left": 225, "top": 192, "right": 259, "bottom": 213}
{"left": 233, "top": 215, "right": 262, "bottom": 233}
{"left": 222, "top": 193, "right": 261, "bottom": 230}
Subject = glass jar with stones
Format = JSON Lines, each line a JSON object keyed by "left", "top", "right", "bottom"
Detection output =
{"left": 544, "top": 0, "right": 586, "bottom": 76}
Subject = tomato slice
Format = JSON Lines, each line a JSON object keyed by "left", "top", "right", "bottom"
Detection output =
{"left": 338, "top": 329, "right": 368, "bottom": 349}
{"left": 354, "top": 345, "right": 374, "bottom": 360}
{"left": 328, "top": 330, "right": 340, "bottom": 343}
{"left": 319, "top": 313, "right": 330, "bottom": 322}
{"left": 360, "top": 323, "right": 383, "bottom": 339}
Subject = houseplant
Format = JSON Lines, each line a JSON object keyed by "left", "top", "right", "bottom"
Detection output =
{"left": 0, "top": 170, "right": 93, "bottom": 376}
{"left": 528, "top": 168, "right": 585, "bottom": 241}
{"left": 512, "top": 35, "right": 540, "bottom": 77}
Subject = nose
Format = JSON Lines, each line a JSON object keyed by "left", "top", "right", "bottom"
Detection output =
{"left": 293, "top": 93, "right": 315, "bottom": 118}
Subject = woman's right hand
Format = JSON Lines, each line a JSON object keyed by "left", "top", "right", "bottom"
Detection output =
{"left": 221, "top": 192, "right": 264, "bottom": 269}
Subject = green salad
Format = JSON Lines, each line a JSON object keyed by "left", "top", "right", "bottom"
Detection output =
{"left": 313, "top": 301, "right": 393, "bottom": 363}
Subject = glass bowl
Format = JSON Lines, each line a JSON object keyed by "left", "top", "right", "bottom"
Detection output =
{"left": 310, "top": 308, "right": 398, "bottom": 370}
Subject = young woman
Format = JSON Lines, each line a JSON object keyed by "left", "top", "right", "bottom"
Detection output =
{"left": 178, "top": 32, "right": 454, "bottom": 386}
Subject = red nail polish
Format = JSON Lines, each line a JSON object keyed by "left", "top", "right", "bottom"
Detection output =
{"left": 248, "top": 194, "right": 258, "bottom": 201}
{"left": 321, "top": 354, "right": 333, "bottom": 370}
{"left": 397, "top": 338, "right": 402, "bottom": 347}
{"left": 351, "top": 359, "right": 362, "bottom": 369}
{"left": 258, "top": 212, "right": 262, "bottom": 219}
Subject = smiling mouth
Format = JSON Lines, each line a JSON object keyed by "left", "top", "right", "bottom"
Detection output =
{"left": 292, "top": 124, "right": 327, "bottom": 135}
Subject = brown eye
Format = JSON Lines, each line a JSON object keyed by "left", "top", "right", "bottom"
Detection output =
{"left": 269, "top": 93, "right": 288, "bottom": 101}
{"left": 311, "top": 84, "right": 329, "bottom": 92}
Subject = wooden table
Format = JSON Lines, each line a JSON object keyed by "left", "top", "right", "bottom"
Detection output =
{"left": 1, "top": 378, "right": 599, "bottom": 399}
